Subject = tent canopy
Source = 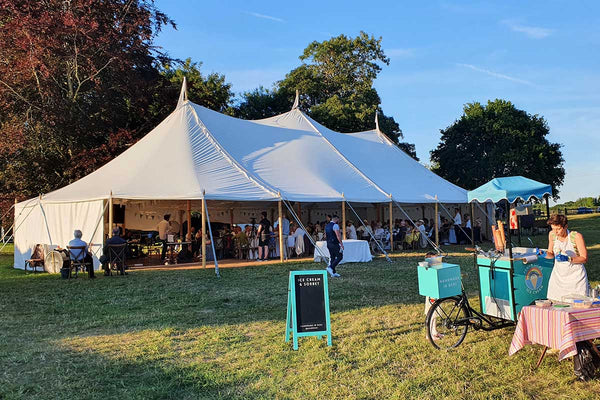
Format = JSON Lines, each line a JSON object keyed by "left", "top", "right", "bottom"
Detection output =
{"left": 467, "top": 176, "right": 553, "bottom": 203}
{"left": 29, "top": 82, "right": 467, "bottom": 205}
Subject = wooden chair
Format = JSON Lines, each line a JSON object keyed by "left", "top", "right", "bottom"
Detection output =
{"left": 107, "top": 243, "right": 127, "bottom": 276}
{"left": 25, "top": 244, "right": 45, "bottom": 273}
{"left": 67, "top": 246, "right": 90, "bottom": 278}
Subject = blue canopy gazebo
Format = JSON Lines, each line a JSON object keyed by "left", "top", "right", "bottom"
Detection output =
{"left": 467, "top": 176, "right": 553, "bottom": 256}
{"left": 467, "top": 176, "right": 552, "bottom": 204}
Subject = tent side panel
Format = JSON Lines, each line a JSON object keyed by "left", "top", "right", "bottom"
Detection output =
{"left": 14, "top": 200, "right": 105, "bottom": 271}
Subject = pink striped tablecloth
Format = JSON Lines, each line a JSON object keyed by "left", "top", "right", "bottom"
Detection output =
{"left": 509, "top": 305, "right": 600, "bottom": 360}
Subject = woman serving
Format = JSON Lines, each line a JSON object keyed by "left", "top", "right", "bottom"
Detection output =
{"left": 543, "top": 214, "right": 589, "bottom": 301}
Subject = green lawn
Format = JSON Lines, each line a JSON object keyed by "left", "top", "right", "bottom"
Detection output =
{"left": 1, "top": 215, "right": 600, "bottom": 399}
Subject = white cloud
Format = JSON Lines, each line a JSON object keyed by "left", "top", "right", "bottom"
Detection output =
{"left": 501, "top": 20, "right": 553, "bottom": 39}
{"left": 456, "top": 63, "right": 535, "bottom": 86}
{"left": 387, "top": 48, "right": 416, "bottom": 58}
{"left": 245, "top": 11, "right": 285, "bottom": 23}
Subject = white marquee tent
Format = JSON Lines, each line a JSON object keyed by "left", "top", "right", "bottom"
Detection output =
{"left": 13, "top": 81, "right": 467, "bottom": 269}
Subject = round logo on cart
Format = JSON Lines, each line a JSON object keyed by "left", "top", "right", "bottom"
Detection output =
{"left": 525, "top": 266, "right": 543, "bottom": 293}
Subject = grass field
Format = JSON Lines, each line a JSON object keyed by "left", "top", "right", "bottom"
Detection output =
{"left": 2, "top": 215, "right": 600, "bottom": 399}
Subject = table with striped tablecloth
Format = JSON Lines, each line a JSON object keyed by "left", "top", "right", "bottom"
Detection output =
{"left": 509, "top": 305, "right": 600, "bottom": 361}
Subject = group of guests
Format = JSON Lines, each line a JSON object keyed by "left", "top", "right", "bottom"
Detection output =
{"left": 238, "top": 211, "right": 315, "bottom": 261}
{"left": 61, "top": 227, "right": 128, "bottom": 278}
{"left": 157, "top": 213, "right": 213, "bottom": 263}
{"left": 339, "top": 218, "right": 432, "bottom": 250}
{"left": 59, "top": 212, "right": 593, "bottom": 303}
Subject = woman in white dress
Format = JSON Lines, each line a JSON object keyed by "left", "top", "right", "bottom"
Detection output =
{"left": 543, "top": 214, "right": 589, "bottom": 301}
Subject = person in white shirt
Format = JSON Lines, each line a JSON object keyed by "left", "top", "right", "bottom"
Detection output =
{"left": 346, "top": 221, "right": 357, "bottom": 240}
{"left": 417, "top": 220, "right": 428, "bottom": 248}
{"left": 453, "top": 208, "right": 462, "bottom": 244}
{"left": 356, "top": 219, "right": 372, "bottom": 240}
{"left": 374, "top": 223, "right": 385, "bottom": 237}
{"left": 156, "top": 214, "right": 171, "bottom": 261}
{"left": 293, "top": 225, "right": 306, "bottom": 256}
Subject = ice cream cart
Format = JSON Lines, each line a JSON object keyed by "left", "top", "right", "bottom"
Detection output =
{"left": 419, "top": 176, "right": 554, "bottom": 349}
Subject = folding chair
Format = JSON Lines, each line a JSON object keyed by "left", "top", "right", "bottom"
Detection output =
{"left": 25, "top": 244, "right": 45, "bottom": 273}
{"left": 67, "top": 245, "right": 90, "bottom": 278}
{"left": 108, "top": 243, "right": 127, "bottom": 276}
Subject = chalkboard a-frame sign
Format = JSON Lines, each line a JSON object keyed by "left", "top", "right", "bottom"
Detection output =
{"left": 285, "top": 270, "right": 332, "bottom": 350}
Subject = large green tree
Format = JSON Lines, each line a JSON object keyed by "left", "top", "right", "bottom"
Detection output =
{"left": 430, "top": 99, "right": 565, "bottom": 198}
{"left": 150, "top": 58, "right": 234, "bottom": 119}
{"left": 235, "top": 32, "right": 418, "bottom": 160}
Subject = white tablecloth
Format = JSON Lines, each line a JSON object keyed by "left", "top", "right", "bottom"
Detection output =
{"left": 313, "top": 239, "right": 372, "bottom": 264}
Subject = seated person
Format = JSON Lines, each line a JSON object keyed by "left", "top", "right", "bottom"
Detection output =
{"left": 404, "top": 225, "right": 420, "bottom": 247}
{"left": 177, "top": 243, "right": 194, "bottom": 263}
{"left": 417, "top": 220, "right": 428, "bottom": 248}
{"left": 100, "top": 227, "right": 127, "bottom": 276}
{"left": 393, "top": 220, "right": 407, "bottom": 245}
{"left": 68, "top": 229, "right": 95, "bottom": 278}
{"left": 374, "top": 223, "right": 385, "bottom": 237}
{"left": 356, "top": 219, "right": 372, "bottom": 240}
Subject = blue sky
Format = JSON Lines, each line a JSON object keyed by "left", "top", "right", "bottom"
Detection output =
{"left": 154, "top": 0, "right": 600, "bottom": 203}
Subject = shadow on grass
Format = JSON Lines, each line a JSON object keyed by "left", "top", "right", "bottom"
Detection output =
{"left": 0, "top": 340, "right": 271, "bottom": 400}
{"left": 1, "top": 252, "right": 448, "bottom": 337}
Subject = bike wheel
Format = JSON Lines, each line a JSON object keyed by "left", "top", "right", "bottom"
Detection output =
{"left": 426, "top": 297, "right": 469, "bottom": 350}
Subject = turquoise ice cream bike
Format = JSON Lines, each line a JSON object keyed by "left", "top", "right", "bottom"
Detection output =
{"left": 418, "top": 177, "right": 554, "bottom": 349}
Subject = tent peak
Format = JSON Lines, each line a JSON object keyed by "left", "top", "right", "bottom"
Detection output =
{"left": 176, "top": 77, "right": 188, "bottom": 109}
{"left": 291, "top": 89, "right": 299, "bottom": 110}
{"left": 375, "top": 111, "right": 380, "bottom": 132}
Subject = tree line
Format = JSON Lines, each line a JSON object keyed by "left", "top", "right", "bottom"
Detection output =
{"left": 0, "top": 0, "right": 565, "bottom": 218}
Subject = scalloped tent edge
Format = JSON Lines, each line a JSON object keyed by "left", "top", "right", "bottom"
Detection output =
{"left": 467, "top": 176, "right": 553, "bottom": 204}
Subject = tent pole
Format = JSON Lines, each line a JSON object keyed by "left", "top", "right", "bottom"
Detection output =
{"left": 187, "top": 200, "right": 192, "bottom": 240}
{"left": 230, "top": 208, "right": 234, "bottom": 229}
{"left": 278, "top": 196, "right": 284, "bottom": 263}
{"left": 505, "top": 199, "right": 513, "bottom": 259}
{"left": 434, "top": 196, "right": 439, "bottom": 249}
{"left": 388, "top": 197, "right": 393, "bottom": 251}
{"left": 545, "top": 195, "right": 551, "bottom": 219}
{"left": 202, "top": 191, "right": 206, "bottom": 268}
{"left": 108, "top": 191, "right": 113, "bottom": 238}
{"left": 470, "top": 202, "right": 476, "bottom": 247}
{"left": 203, "top": 199, "right": 220, "bottom": 277}
{"left": 342, "top": 194, "right": 346, "bottom": 240}
{"left": 179, "top": 210, "right": 184, "bottom": 238}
